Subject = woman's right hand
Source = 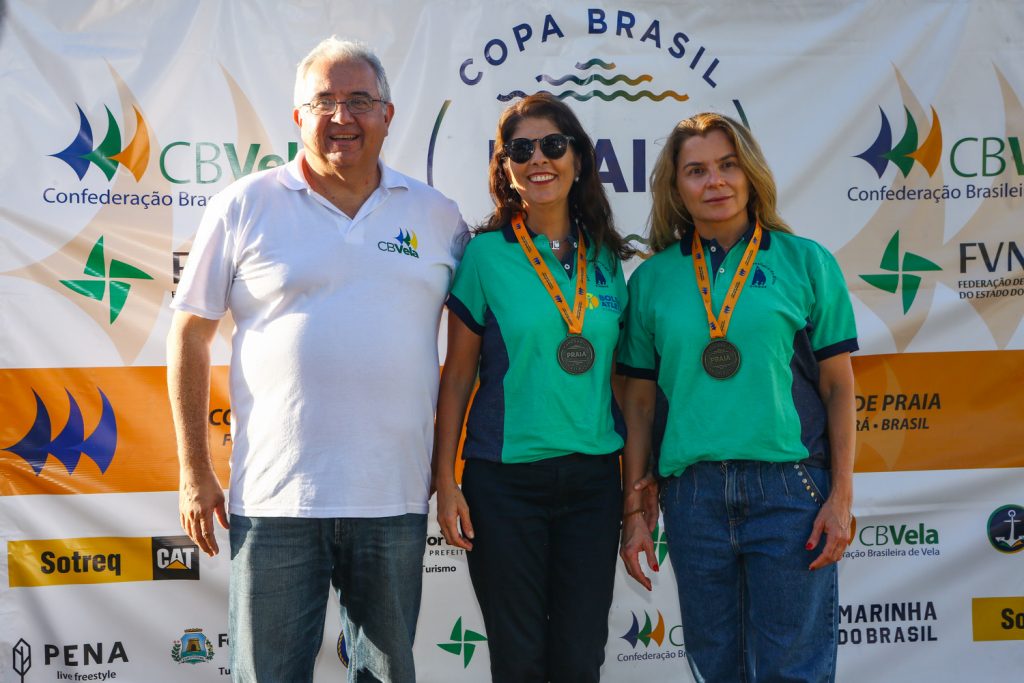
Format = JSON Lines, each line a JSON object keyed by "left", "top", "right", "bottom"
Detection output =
{"left": 437, "top": 482, "right": 475, "bottom": 551}
{"left": 619, "top": 511, "right": 658, "bottom": 591}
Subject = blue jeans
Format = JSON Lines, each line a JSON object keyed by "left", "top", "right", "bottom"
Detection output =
{"left": 662, "top": 460, "right": 838, "bottom": 683}
{"left": 462, "top": 453, "right": 622, "bottom": 683}
{"left": 228, "top": 514, "right": 427, "bottom": 683}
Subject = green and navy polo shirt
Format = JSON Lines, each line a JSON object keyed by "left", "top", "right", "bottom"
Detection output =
{"left": 447, "top": 223, "right": 628, "bottom": 464}
{"left": 617, "top": 226, "right": 858, "bottom": 478}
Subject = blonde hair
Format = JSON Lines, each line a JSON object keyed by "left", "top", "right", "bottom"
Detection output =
{"left": 647, "top": 113, "right": 791, "bottom": 253}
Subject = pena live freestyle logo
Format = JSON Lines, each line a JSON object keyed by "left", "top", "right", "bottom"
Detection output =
{"left": 2, "top": 387, "right": 116, "bottom": 477}
{"left": 437, "top": 617, "right": 487, "bottom": 668}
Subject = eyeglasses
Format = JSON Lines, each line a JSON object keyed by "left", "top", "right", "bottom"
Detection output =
{"left": 301, "top": 96, "right": 386, "bottom": 116}
{"left": 503, "top": 134, "right": 575, "bottom": 164}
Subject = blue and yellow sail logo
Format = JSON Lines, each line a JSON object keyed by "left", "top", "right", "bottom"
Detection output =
{"left": 51, "top": 104, "right": 151, "bottom": 181}
{"left": 377, "top": 228, "right": 420, "bottom": 259}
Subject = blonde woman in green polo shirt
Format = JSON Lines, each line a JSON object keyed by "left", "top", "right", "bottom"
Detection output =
{"left": 618, "top": 112, "right": 858, "bottom": 682}
{"left": 433, "top": 92, "right": 632, "bottom": 682}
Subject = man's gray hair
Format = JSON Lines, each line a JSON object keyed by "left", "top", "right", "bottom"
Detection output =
{"left": 294, "top": 36, "right": 391, "bottom": 107}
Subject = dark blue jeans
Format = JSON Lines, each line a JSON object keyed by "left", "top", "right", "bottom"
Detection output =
{"left": 462, "top": 453, "right": 622, "bottom": 683}
{"left": 662, "top": 460, "right": 838, "bottom": 683}
{"left": 228, "top": 514, "right": 427, "bottom": 683}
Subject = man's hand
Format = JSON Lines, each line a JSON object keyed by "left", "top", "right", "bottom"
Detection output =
{"left": 179, "top": 468, "right": 229, "bottom": 557}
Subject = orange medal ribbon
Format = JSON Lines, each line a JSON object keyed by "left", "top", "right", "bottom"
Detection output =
{"left": 511, "top": 212, "right": 588, "bottom": 335}
{"left": 691, "top": 223, "right": 763, "bottom": 339}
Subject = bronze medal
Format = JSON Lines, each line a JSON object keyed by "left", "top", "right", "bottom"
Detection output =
{"left": 701, "top": 339, "right": 740, "bottom": 379}
{"left": 557, "top": 335, "right": 595, "bottom": 374}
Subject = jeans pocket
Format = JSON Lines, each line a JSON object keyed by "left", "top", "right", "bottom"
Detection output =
{"left": 792, "top": 462, "right": 828, "bottom": 507}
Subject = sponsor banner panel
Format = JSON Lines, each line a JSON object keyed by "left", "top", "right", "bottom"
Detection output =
{"left": 0, "top": 367, "right": 231, "bottom": 496}
{"left": 852, "top": 351, "right": 1024, "bottom": 472}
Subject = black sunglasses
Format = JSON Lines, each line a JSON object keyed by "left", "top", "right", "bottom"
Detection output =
{"left": 503, "top": 134, "right": 575, "bottom": 164}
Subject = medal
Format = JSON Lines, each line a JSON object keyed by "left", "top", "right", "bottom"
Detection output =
{"left": 557, "top": 335, "right": 596, "bottom": 374}
{"left": 691, "top": 224, "right": 762, "bottom": 380}
{"left": 701, "top": 339, "right": 741, "bottom": 379}
{"left": 511, "top": 213, "right": 593, "bottom": 374}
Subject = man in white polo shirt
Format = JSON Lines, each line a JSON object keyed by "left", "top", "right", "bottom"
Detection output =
{"left": 167, "top": 36, "right": 467, "bottom": 682}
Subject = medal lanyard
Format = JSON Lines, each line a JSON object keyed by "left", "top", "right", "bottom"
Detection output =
{"left": 691, "top": 223, "right": 762, "bottom": 339}
{"left": 511, "top": 212, "right": 588, "bottom": 335}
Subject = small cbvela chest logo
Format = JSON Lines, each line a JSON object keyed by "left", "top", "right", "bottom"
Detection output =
{"left": 378, "top": 229, "right": 420, "bottom": 258}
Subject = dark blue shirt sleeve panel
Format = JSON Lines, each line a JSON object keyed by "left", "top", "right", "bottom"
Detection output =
{"left": 616, "top": 362, "right": 657, "bottom": 380}
{"left": 446, "top": 294, "right": 485, "bottom": 336}
{"left": 813, "top": 338, "right": 859, "bottom": 362}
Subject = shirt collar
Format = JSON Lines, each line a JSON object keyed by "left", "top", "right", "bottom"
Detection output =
{"left": 501, "top": 218, "right": 592, "bottom": 247}
{"left": 678, "top": 223, "right": 772, "bottom": 256}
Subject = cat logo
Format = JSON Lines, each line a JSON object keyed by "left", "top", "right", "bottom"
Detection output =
{"left": 151, "top": 536, "right": 201, "bottom": 581}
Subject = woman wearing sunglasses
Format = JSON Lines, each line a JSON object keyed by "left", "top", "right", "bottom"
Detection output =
{"left": 434, "top": 92, "right": 632, "bottom": 682}
{"left": 618, "top": 112, "right": 858, "bottom": 682}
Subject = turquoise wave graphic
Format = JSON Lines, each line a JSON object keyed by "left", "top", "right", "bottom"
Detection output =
{"left": 496, "top": 89, "right": 689, "bottom": 103}
{"left": 537, "top": 73, "right": 652, "bottom": 87}
{"left": 575, "top": 59, "right": 616, "bottom": 70}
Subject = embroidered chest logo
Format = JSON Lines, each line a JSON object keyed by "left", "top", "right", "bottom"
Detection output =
{"left": 378, "top": 228, "right": 420, "bottom": 258}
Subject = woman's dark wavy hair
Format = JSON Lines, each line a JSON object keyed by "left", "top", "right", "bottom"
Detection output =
{"left": 479, "top": 92, "right": 633, "bottom": 262}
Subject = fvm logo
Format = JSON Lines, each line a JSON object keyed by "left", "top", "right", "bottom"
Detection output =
{"left": 51, "top": 104, "right": 150, "bottom": 181}
{"left": 152, "top": 536, "right": 201, "bottom": 581}
{"left": 854, "top": 105, "right": 942, "bottom": 178}
{"left": 2, "top": 389, "right": 116, "bottom": 476}
{"left": 621, "top": 611, "right": 665, "bottom": 648}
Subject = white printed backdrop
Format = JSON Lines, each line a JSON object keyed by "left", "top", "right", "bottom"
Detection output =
{"left": 2, "top": 1, "right": 1023, "bottom": 681}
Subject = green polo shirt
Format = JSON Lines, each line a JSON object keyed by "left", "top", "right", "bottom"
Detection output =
{"left": 618, "top": 227, "right": 858, "bottom": 478}
{"left": 447, "top": 224, "right": 628, "bottom": 464}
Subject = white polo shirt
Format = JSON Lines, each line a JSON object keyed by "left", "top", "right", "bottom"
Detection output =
{"left": 172, "top": 153, "right": 467, "bottom": 517}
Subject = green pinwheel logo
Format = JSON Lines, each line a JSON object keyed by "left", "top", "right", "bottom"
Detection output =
{"left": 859, "top": 231, "right": 941, "bottom": 313}
{"left": 60, "top": 236, "right": 153, "bottom": 323}
{"left": 437, "top": 617, "right": 487, "bottom": 668}
{"left": 652, "top": 523, "right": 669, "bottom": 566}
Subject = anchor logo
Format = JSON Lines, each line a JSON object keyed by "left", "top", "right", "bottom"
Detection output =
{"left": 987, "top": 505, "right": 1024, "bottom": 554}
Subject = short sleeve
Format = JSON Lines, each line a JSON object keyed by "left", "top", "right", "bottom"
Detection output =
{"left": 449, "top": 216, "right": 470, "bottom": 264}
{"left": 447, "top": 238, "right": 487, "bottom": 335}
{"left": 617, "top": 267, "right": 657, "bottom": 379}
{"left": 171, "top": 193, "right": 237, "bottom": 320}
{"left": 809, "top": 245, "right": 859, "bottom": 360}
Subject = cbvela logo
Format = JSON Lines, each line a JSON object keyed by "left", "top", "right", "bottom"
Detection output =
{"left": 848, "top": 68, "right": 1024, "bottom": 202}
{"left": 50, "top": 100, "right": 297, "bottom": 187}
{"left": 52, "top": 104, "right": 151, "bottom": 181}
{"left": 437, "top": 617, "right": 487, "bottom": 669}
{"left": 377, "top": 228, "right": 420, "bottom": 258}
{"left": 651, "top": 523, "right": 669, "bottom": 567}
{"left": 845, "top": 520, "right": 941, "bottom": 560}
{"left": 60, "top": 236, "right": 153, "bottom": 323}
{"left": 859, "top": 231, "right": 941, "bottom": 314}
{"left": 615, "top": 608, "right": 685, "bottom": 663}
{"left": 171, "top": 628, "right": 215, "bottom": 665}
{"left": 8, "top": 535, "right": 200, "bottom": 587}
{"left": 2, "top": 387, "right": 116, "bottom": 477}
{"left": 620, "top": 611, "right": 665, "bottom": 648}
{"left": 987, "top": 504, "right": 1024, "bottom": 554}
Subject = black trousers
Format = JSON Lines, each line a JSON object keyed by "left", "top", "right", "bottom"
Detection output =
{"left": 462, "top": 453, "right": 622, "bottom": 683}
